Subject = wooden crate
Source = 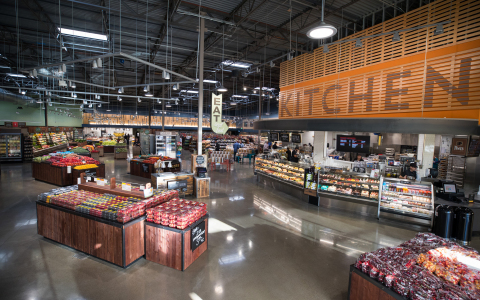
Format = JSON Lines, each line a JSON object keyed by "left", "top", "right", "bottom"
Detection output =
{"left": 36, "top": 202, "right": 145, "bottom": 268}
{"left": 194, "top": 177, "right": 210, "bottom": 198}
{"left": 103, "top": 145, "right": 115, "bottom": 153}
{"left": 91, "top": 152, "right": 100, "bottom": 161}
{"left": 114, "top": 152, "right": 127, "bottom": 159}
{"left": 145, "top": 216, "right": 208, "bottom": 271}
{"left": 32, "top": 163, "right": 71, "bottom": 186}
{"left": 98, "top": 147, "right": 104, "bottom": 157}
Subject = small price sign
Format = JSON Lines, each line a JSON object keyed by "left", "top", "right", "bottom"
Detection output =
{"left": 122, "top": 182, "right": 131, "bottom": 191}
{"left": 144, "top": 187, "right": 153, "bottom": 198}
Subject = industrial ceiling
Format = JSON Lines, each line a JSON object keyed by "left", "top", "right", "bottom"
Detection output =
{"left": 0, "top": 0, "right": 428, "bottom": 118}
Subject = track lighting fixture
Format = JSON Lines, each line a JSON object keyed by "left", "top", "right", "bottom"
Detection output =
{"left": 92, "top": 60, "right": 98, "bottom": 68}
{"left": 138, "top": 98, "right": 141, "bottom": 102}
{"left": 96, "top": 58, "right": 102, "bottom": 68}
{"left": 70, "top": 81, "right": 76, "bottom": 89}
{"left": 173, "top": 84, "right": 178, "bottom": 90}
{"left": 117, "top": 96, "right": 122, "bottom": 101}
{"left": 434, "top": 24, "right": 444, "bottom": 36}
{"left": 118, "top": 87, "right": 124, "bottom": 94}
{"left": 323, "top": 44, "right": 329, "bottom": 53}
{"left": 217, "top": 85, "right": 227, "bottom": 92}
{"left": 162, "top": 70, "right": 170, "bottom": 80}
{"left": 392, "top": 32, "right": 401, "bottom": 42}
{"left": 355, "top": 39, "right": 363, "bottom": 48}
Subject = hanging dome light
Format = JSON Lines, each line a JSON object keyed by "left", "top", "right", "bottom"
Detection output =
{"left": 306, "top": 0, "right": 337, "bottom": 39}
{"left": 307, "top": 22, "right": 337, "bottom": 39}
{"left": 217, "top": 85, "right": 227, "bottom": 92}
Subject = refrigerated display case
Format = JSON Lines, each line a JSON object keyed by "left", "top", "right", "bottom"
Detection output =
{"left": 0, "top": 133, "right": 23, "bottom": 162}
{"left": 254, "top": 157, "right": 306, "bottom": 187}
{"left": 317, "top": 169, "right": 380, "bottom": 202}
{"left": 378, "top": 179, "right": 434, "bottom": 226}
{"left": 155, "top": 132, "right": 180, "bottom": 158}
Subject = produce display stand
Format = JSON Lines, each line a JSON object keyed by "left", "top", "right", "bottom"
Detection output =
{"left": 32, "top": 162, "right": 105, "bottom": 186}
{"left": 114, "top": 146, "right": 127, "bottom": 159}
{"left": 91, "top": 152, "right": 100, "bottom": 161}
{"left": 348, "top": 264, "right": 403, "bottom": 300}
{"left": 145, "top": 215, "right": 208, "bottom": 271}
{"left": 36, "top": 200, "right": 145, "bottom": 268}
{"left": 33, "top": 144, "right": 68, "bottom": 157}
{"left": 98, "top": 147, "right": 104, "bottom": 157}
{"left": 103, "top": 145, "right": 115, "bottom": 153}
{"left": 78, "top": 176, "right": 149, "bottom": 199}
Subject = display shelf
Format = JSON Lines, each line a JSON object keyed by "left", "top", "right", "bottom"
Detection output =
{"left": 256, "top": 157, "right": 305, "bottom": 173}
{"left": 257, "top": 165, "right": 304, "bottom": 178}
{"left": 255, "top": 169, "right": 304, "bottom": 188}
{"left": 317, "top": 171, "right": 380, "bottom": 202}
{"left": 379, "top": 207, "right": 432, "bottom": 220}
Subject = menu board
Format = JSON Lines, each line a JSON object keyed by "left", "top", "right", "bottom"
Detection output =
{"left": 336, "top": 135, "right": 370, "bottom": 153}
{"left": 269, "top": 132, "right": 279, "bottom": 142}
{"left": 280, "top": 133, "right": 290, "bottom": 143}
{"left": 291, "top": 134, "right": 301, "bottom": 144}
{"left": 467, "top": 136, "right": 480, "bottom": 157}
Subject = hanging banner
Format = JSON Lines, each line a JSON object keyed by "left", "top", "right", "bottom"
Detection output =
{"left": 211, "top": 93, "right": 229, "bottom": 134}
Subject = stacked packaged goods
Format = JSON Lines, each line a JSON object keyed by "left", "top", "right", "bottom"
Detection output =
{"left": 354, "top": 233, "right": 480, "bottom": 299}
{"left": 146, "top": 199, "right": 207, "bottom": 229}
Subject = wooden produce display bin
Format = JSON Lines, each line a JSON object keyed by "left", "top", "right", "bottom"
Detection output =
{"left": 91, "top": 152, "right": 100, "bottom": 161}
{"left": 32, "top": 162, "right": 71, "bottom": 186}
{"left": 145, "top": 216, "right": 208, "bottom": 271}
{"left": 194, "top": 177, "right": 210, "bottom": 198}
{"left": 130, "top": 161, "right": 155, "bottom": 178}
{"left": 36, "top": 201, "right": 145, "bottom": 268}
{"left": 103, "top": 145, "right": 115, "bottom": 153}
{"left": 348, "top": 265, "right": 402, "bottom": 300}
{"left": 32, "top": 163, "right": 105, "bottom": 186}
{"left": 114, "top": 151, "right": 127, "bottom": 159}
{"left": 132, "top": 146, "right": 141, "bottom": 156}
{"left": 98, "top": 147, "right": 104, "bottom": 157}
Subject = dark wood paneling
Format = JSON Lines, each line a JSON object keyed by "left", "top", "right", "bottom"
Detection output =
{"left": 33, "top": 163, "right": 105, "bottom": 186}
{"left": 125, "top": 220, "right": 145, "bottom": 266}
{"left": 183, "top": 219, "right": 208, "bottom": 270}
{"left": 103, "top": 145, "right": 114, "bottom": 153}
{"left": 349, "top": 269, "right": 399, "bottom": 300}
{"left": 145, "top": 225, "right": 183, "bottom": 271}
{"left": 37, "top": 203, "right": 135, "bottom": 267}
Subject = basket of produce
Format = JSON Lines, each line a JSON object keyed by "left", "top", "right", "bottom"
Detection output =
{"left": 114, "top": 147, "right": 128, "bottom": 159}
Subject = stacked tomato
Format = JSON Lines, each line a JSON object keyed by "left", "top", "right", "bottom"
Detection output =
{"left": 143, "top": 157, "right": 160, "bottom": 164}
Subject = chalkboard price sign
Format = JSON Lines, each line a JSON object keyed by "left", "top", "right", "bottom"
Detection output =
{"left": 280, "top": 133, "right": 290, "bottom": 143}
{"left": 467, "top": 136, "right": 480, "bottom": 157}
{"left": 142, "top": 164, "right": 149, "bottom": 173}
{"left": 191, "top": 221, "right": 206, "bottom": 251}
{"left": 269, "top": 132, "right": 279, "bottom": 142}
{"left": 291, "top": 133, "right": 301, "bottom": 143}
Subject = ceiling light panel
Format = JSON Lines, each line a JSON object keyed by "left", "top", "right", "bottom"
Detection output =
{"left": 58, "top": 28, "right": 108, "bottom": 41}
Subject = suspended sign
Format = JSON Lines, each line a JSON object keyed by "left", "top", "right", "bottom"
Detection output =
{"left": 211, "top": 93, "right": 229, "bottom": 134}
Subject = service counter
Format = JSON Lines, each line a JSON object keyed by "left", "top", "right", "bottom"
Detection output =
{"left": 130, "top": 159, "right": 181, "bottom": 179}
{"left": 32, "top": 162, "right": 105, "bottom": 186}
{"left": 36, "top": 201, "right": 145, "bottom": 268}
{"left": 151, "top": 172, "right": 194, "bottom": 196}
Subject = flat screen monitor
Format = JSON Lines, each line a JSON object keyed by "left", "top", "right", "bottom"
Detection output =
{"left": 336, "top": 135, "right": 370, "bottom": 153}
{"left": 443, "top": 183, "right": 457, "bottom": 194}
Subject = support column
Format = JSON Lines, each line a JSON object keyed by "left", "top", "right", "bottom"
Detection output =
{"left": 44, "top": 102, "right": 48, "bottom": 127}
{"left": 148, "top": 101, "right": 151, "bottom": 129}
{"left": 313, "top": 131, "right": 327, "bottom": 163}
{"left": 417, "top": 134, "right": 436, "bottom": 181}
{"left": 197, "top": 14, "right": 205, "bottom": 155}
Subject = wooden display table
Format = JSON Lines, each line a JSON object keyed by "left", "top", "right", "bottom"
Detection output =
{"left": 33, "top": 144, "right": 68, "bottom": 157}
{"left": 36, "top": 201, "right": 145, "bottom": 268}
{"left": 130, "top": 160, "right": 181, "bottom": 178}
{"left": 348, "top": 265, "right": 402, "bottom": 300}
{"left": 145, "top": 215, "right": 208, "bottom": 271}
{"left": 77, "top": 177, "right": 150, "bottom": 199}
{"left": 32, "top": 163, "right": 105, "bottom": 186}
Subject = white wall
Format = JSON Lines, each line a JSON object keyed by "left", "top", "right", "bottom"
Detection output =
{"left": 301, "top": 131, "right": 314, "bottom": 146}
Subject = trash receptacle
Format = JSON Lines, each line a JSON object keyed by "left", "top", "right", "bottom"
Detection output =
{"left": 434, "top": 205, "right": 454, "bottom": 238}
{"left": 453, "top": 207, "right": 474, "bottom": 245}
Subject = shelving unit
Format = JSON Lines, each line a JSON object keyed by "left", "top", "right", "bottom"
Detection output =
{"left": 23, "top": 136, "right": 33, "bottom": 162}
{"left": 377, "top": 179, "right": 434, "bottom": 226}
{"left": 446, "top": 155, "right": 466, "bottom": 187}
{"left": 0, "top": 133, "right": 23, "bottom": 162}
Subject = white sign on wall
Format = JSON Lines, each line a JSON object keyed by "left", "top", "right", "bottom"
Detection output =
{"left": 211, "top": 93, "right": 229, "bottom": 134}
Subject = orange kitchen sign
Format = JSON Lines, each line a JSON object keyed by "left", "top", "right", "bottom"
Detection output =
{"left": 279, "top": 41, "right": 480, "bottom": 121}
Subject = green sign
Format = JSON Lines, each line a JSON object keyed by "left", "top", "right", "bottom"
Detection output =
{"left": 145, "top": 130, "right": 150, "bottom": 134}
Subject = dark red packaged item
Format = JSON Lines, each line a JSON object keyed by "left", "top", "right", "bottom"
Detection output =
{"left": 393, "top": 277, "right": 412, "bottom": 297}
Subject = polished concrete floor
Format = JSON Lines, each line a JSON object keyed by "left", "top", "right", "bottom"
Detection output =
{"left": 1, "top": 153, "right": 479, "bottom": 300}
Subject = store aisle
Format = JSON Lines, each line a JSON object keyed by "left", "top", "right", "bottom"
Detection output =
{"left": 0, "top": 154, "right": 479, "bottom": 300}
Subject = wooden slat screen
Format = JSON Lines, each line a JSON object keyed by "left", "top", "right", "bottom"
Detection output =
{"left": 279, "top": 0, "right": 480, "bottom": 120}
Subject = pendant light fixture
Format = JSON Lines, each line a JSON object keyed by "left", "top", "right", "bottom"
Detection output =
{"left": 145, "top": 85, "right": 153, "bottom": 97}
{"left": 217, "top": 26, "right": 227, "bottom": 93}
{"left": 307, "top": 0, "right": 337, "bottom": 39}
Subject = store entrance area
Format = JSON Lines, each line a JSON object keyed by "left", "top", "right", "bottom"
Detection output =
{"left": 1, "top": 151, "right": 479, "bottom": 300}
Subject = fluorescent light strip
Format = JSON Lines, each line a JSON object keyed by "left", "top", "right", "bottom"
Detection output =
{"left": 7, "top": 73, "right": 27, "bottom": 78}
{"left": 58, "top": 28, "right": 108, "bottom": 41}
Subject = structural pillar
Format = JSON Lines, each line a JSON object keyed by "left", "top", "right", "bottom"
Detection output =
{"left": 417, "top": 134, "right": 436, "bottom": 180}
{"left": 313, "top": 131, "right": 327, "bottom": 163}
{"left": 44, "top": 101, "right": 48, "bottom": 127}
{"left": 197, "top": 14, "right": 205, "bottom": 155}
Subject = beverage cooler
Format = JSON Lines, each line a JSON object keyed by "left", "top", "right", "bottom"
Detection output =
{"left": 155, "top": 132, "right": 180, "bottom": 158}
{"left": 0, "top": 133, "right": 23, "bottom": 162}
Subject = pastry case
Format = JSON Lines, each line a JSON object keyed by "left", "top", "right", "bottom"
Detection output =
{"left": 254, "top": 157, "right": 306, "bottom": 187}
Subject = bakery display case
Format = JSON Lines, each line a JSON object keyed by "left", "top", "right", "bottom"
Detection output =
{"left": 254, "top": 157, "right": 306, "bottom": 187}
{"left": 378, "top": 179, "right": 434, "bottom": 225}
{"left": 317, "top": 169, "right": 380, "bottom": 202}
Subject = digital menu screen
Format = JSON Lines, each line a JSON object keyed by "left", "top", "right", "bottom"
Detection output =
{"left": 336, "top": 135, "right": 370, "bottom": 153}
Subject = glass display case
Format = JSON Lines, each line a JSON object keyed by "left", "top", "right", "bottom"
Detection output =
{"left": 0, "top": 133, "right": 23, "bottom": 161}
{"left": 254, "top": 157, "right": 306, "bottom": 187}
{"left": 378, "top": 179, "right": 434, "bottom": 224}
{"left": 317, "top": 169, "right": 380, "bottom": 202}
{"left": 156, "top": 133, "right": 179, "bottom": 158}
